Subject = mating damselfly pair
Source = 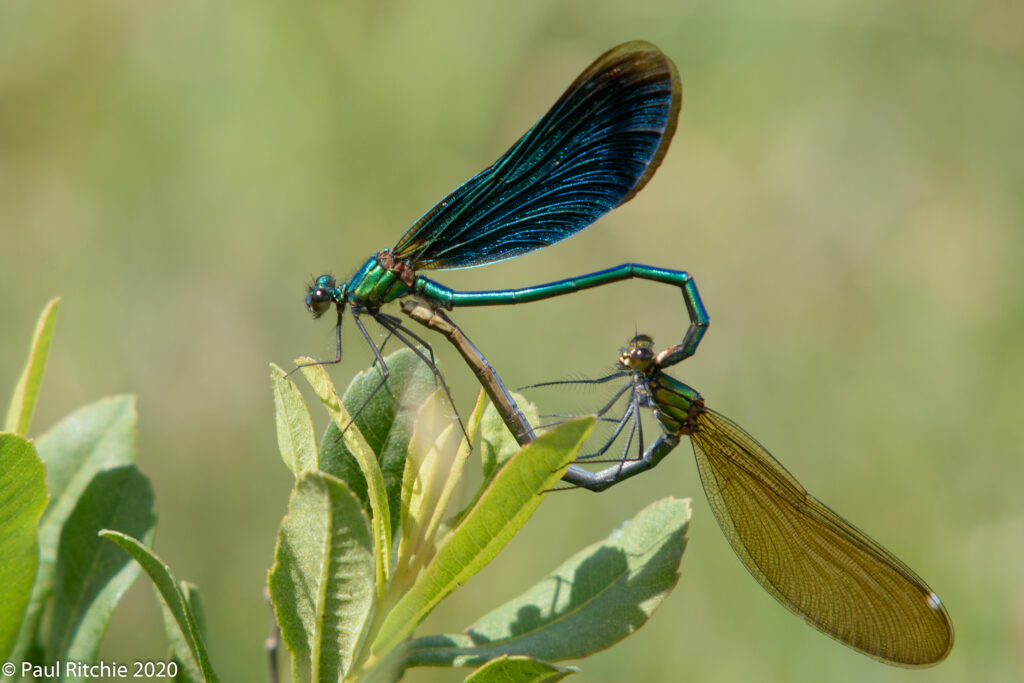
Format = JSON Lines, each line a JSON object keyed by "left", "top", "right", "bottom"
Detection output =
{"left": 298, "top": 41, "right": 953, "bottom": 667}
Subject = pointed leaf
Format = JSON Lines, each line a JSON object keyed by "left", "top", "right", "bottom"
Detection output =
{"left": 161, "top": 582, "right": 206, "bottom": 683}
{"left": 372, "top": 417, "right": 594, "bottom": 657}
{"left": 12, "top": 396, "right": 136, "bottom": 662}
{"left": 318, "top": 349, "right": 435, "bottom": 542}
{"left": 403, "top": 498, "right": 690, "bottom": 668}
{"left": 444, "top": 392, "right": 537, "bottom": 536}
{"left": 100, "top": 531, "right": 218, "bottom": 682}
{"left": 298, "top": 361, "right": 391, "bottom": 592}
{"left": 47, "top": 465, "right": 156, "bottom": 662}
{"left": 37, "top": 396, "right": 137, "bottom": 510}
{"left": 270, "top": 364, "right": 318, "bottom": 476}
{"left": 0, "top": 434, "right": 48, "bottom": 660}
{"left": 480, "top": 392, "right": 539, "bottom": 480}
{"left": 464, "top": 656, "right": 576, "bottom": 683}
{"left": 5, "top": 297, "right": 59, "bottom": 435}
{"left": 268, "top": 472, "right": 375, "bottom": 683}
{"left": 403, "top": 390, "right": 486, "bottom": 578}
{"left": 396, "top": 390, "right": 460, "bottom": 578}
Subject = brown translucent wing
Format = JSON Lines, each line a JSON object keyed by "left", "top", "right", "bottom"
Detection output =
{"left": 690, "top": 410, "right": 953, "bottom": 666}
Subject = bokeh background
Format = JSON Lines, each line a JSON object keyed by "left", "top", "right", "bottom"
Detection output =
{"left": 2, "top": 0, "right": 1022, "bottom": 681}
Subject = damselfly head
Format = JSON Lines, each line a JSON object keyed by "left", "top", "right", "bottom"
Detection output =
{"left": 620, "top": 333, "right": 655, "bottom": 371}
{"left": 305, "top": 274, "right": 337, "bottom": 319}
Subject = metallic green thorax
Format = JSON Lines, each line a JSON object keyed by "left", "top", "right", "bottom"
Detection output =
{"left": 346, "top": 254, "right": 412, "bottom": 309}
{"left": 647, "top": 372, "right": 704, "bottom": 436}
{"left": 622, "top": 334, "right": 705, "bottom": 437}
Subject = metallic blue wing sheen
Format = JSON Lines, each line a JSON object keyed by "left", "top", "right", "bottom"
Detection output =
{"left": 391, "top": 41, "right": 681, "bottom": 270}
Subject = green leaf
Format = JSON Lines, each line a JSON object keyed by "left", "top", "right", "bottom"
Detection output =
{"left": 299, "top": 360, "right": 392, "bottom": 592}
{"left": 396, "top": 390, "right": 461, "bottom": 577}
{"left": 442, "top": 392, "right": 539, "bottom": 536}
{"left": 403, "top": 497, "right": 690, "bottom": 668}
{"left": 47, "top": 465, "right": 156, "bottom": 663}
{"left": 480, "top": 391, "right": 539, "bottom": 480}
{"left": 160, "top": 582, "right": 206, "bottom": 683}
{"left": 99, "top": 531, "right": 218, "bottom": 683}
{"left": 318, "top": 348, "right": 435, "bottom": 544}
{"left": 396, "top": 390, "right": 486, "bottom": 582}
{"left": 371, "top": 417, "right": 594, "bottom": 658}
{"left": 463, "top": 656, "right": 576, "bottom": 683}
{"left": 11, "top": 396, "right": 136, "bottom": 662}
{"left": 0, "top": 434, "right": 48, "bottom": 661}
{"left": 37, "top": 396, "right": 137, "bottom": 542}
{"left": 4, "top": 297, "right": 59, "bottom": 436}
{"left": 268, "top": 472, "right": 375, "bottom": 683}
{"left": 270, "top": 364, "right": 318, "bottom": 476}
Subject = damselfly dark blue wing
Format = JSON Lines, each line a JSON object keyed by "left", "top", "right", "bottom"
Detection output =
{"left": 392, "top": 41, "right": 680, "bottom": 270}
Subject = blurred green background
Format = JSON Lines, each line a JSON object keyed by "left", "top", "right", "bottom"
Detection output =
{"left": 2, "top": 0, "right": 1022, "bottom": 680}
